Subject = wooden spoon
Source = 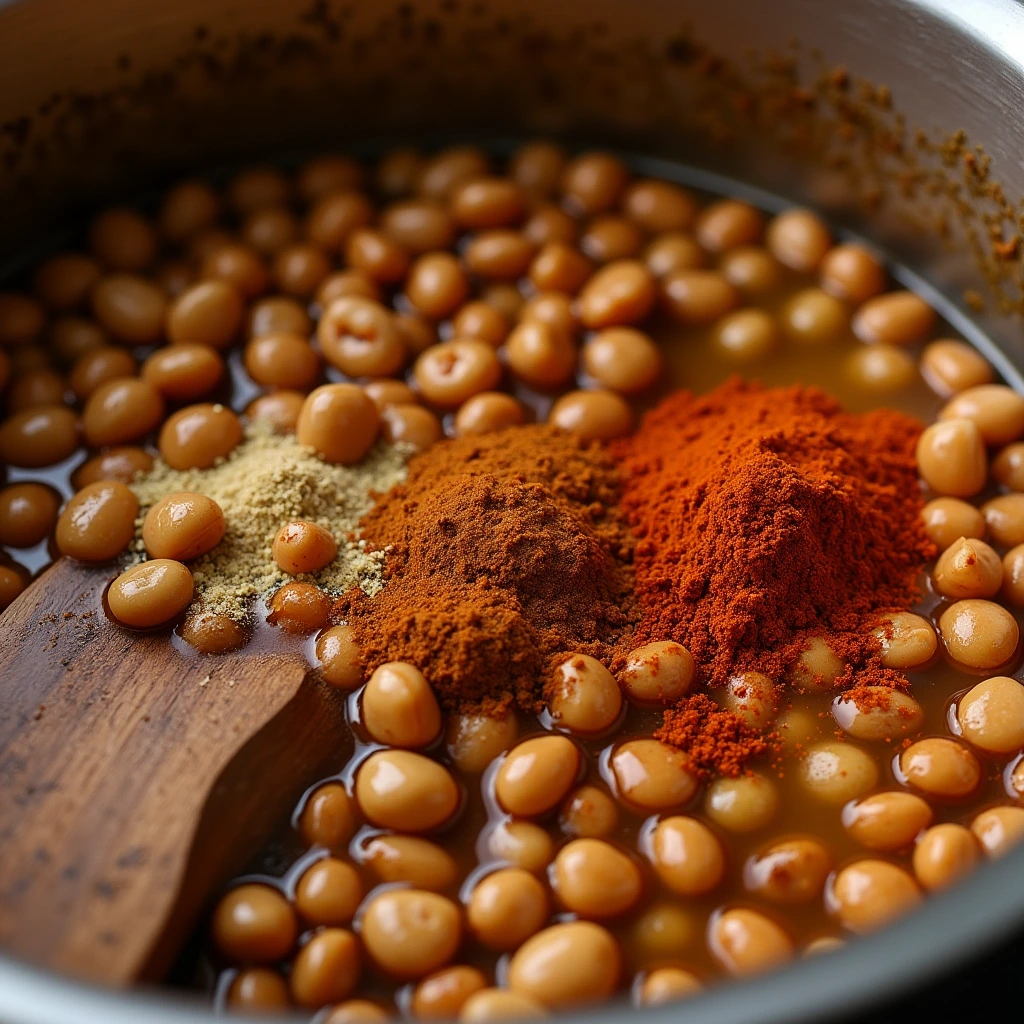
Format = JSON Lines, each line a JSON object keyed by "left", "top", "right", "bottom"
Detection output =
{"left": 0, "top": 559, "right": 349, "bottom": 984}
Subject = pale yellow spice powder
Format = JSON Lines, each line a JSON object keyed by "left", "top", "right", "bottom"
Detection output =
{"left": 128, "top": 423, "right": 410, "bottom": 620}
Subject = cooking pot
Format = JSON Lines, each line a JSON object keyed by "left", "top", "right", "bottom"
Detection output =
{"left": 1, "top": 0, "right": 1023, "bottom": 1021}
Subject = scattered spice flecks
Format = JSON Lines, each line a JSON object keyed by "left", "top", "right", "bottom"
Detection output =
{"left": 129, "top": 423, "right": 411, "bottom": 621}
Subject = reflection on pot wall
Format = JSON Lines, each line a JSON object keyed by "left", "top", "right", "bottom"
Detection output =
{"left": 0, "top": 0, "right": 1022, "bottom": 368}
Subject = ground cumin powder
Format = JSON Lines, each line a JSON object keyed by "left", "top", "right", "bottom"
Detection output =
{"left": 130, "top": 425, "right": 409, "bottom": 620}
{"left": 335, "top": 425, "right": 636, "bottom": 715}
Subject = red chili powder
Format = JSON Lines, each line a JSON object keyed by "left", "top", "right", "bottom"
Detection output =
{"left": 612, "top": 378, "right": 935, "bottom": 694}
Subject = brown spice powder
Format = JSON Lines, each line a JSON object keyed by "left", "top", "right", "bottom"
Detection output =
{"left": 335, "top": 425, "right": 637, "bottom": 715}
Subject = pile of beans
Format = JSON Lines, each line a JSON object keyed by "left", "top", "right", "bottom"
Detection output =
{"left": 0, "top": 144, "right": 1022, "bottom": 1018}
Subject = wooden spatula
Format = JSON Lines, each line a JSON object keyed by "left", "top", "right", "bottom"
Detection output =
{"left": 0, "top": 559, "right": 350, "bottom": 984}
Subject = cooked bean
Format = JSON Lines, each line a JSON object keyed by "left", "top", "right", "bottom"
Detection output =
{"left": 248, "top": 296, "right": 312, "bottom": 339}
{"left": 922, "top": 498, "right": 987, "bottom": 553}
{"left": 899, "top": 737, "right": 981, "bottom": 798}
{"left": 781, "top": 289, "right": 849, "bottom": 346}
{"left": 831, "top": 687, "right": 924, "bottom": 742}
{"left": 142, "top": 344, "right": 224, "bottom": 401}
{"left": 800, "top": 740, "right": 878, "bottom": 803}
{"left": 361, "top": 834, "right": 458, "bottom": 892}
{"left": 644, "top": 232, "right": 706, "bottom": 278}
{"left": 49, "top": 316, "right": 107, "bottom": 364}
{"left": 273, "top": 244, "right": 331, "bottom": 299}
{"left": 548, "top": 390, "right": 632, "bottom": 441}
{"left": 91, "top": 274, "right": 167, "bottom": 344}
{"left": 744, "top": 837, "right": 831, "bottom": 902}
{"left": 872, "top": 612, "right": 938, "bottom": 669}
{"left": 1004, "top": 545, "right": 1024, "bottom": 606}
{"left": 377, "top": 148, "right": 423, "bottom": 198}
{"left": 83, "top": 378, "right": 164, "bottom": 447}
{"left": 0, "top": 562, "right": 28, "bottom": 611}
{"left": 554, "top": 838, "right": 641, "bottom": 918}
{"left": 361, "top": 889, "right": 461, "bottom": 979}
{"left": 610, "top": 738, "right": 699, "bottom": 811}
{"left": 846, "top": 345, "right": 916, "bottom": 393}
{"left": 244, "top": 333, "right": 320, "bottom": 390}
{"left": 649, "top": 816, "right": 724, "bottom": 896}
{"left": 34, "top": 253, "right": 102, "bottom": 312}
{"left": 507, "top": 921, "right": 619, "bottom": 1007}
{"left": 704, "top": 772, "right": 780, "bottom": 836}
{"left": 637, "top": 968, "right": 702, "bottom": 1006}
{"left": 528, "top": 242, "right": 591, "bottom": 295}
{"left": 0, "top": 406, "right": 79, "bottom": 467}
{"left": 318, "top": 296, "right": 405, "bottom": 379}
{"left": 382, "top": 404, "right": 443, "bottom": 451}
{"left": 346, "top": 228, "right": 410, "bottom": 284}
{"left": 934, "top": 536, "right": 1003, "bottom": 598}
{"left": 454, "top": 392, "right": 526, "bottom": 435}
{"left": 317, "top": 270, "right": 382, "bottom": 305}
{"left": 362, "top": 662, "right": 441, "bottom": 748}
{"left": 159, "top": 181, "right": 220, "bottom": 243}
{"left": 290, "top": 928, "right": 361, "bottom": 1009}
{"left": 661, "top": 269, "right": 740, "bottom": 326}
{"left": 469, "top": 867, "right": 549, "bottom": 948}
{"left": 723, "top": 671, "right": 776, "bottom": 729}
{"left": 412, "top": 966, "right": 487, "bottom": 1020}
{"left": 941, "top": 384, "right": 1024, "bottom": 446}
{"left": 296, "top": 384, "right": 380, "bottom": 465}
{"left": 494, "top": 736, "right": 580, "bottom": 817}
{"left": 523, "top": 204, "right": 578, "bottom": 247}
{"left": 295, "top": 858, "right": 362, "bottom": 926}
{"left": 159, "top": 403, "right": 242, "bottom": 470}
{"left": 915, "top": 418, "right": 987, "bottom": 497}
{"left": 843, "top": 791, "right": 933, "bottom": 851}
{"left": 414, "top": 340, "right": 501, "bottom": 408}
{"left": 445, "top": 710, "right": 518, "bottom": 773}
{"left": 982, "top": 494, "right": 1024, "bottom": 548}
{"left": 720, "top": 246, "right": 783, "bottom": 297}
{"left": 270, "top": 519, "right": 335, "bottom": 576}
{"left": 178, "top": 613, "right": 247, "bottom": 655}
{"left": 406, "top": 253, "right": 469, "bottom": 320}
{"left": 912, "top": 823, "right": 979, "bottom": 891}
{"left": 559, "top": 785, "right": 619, "bottom": 839}
{"left": 708, "top": 908, "right": 793, "bottom": 977}
{"left": 451, "top": 302, "right": 510, "bottom": 348}
{"left": 8, "top": 368, "right": 66, "bottom": 411}
{"left": 242, "top": 205, "right": 298, "bottom": 256}
{"left": 853, "top": 291, "right": 935, "bottom": 347}
{"left": 619, "top": 641, "right": 695, "bottom": 706}
{"left": 623, "top": 179, "right": 696, "bottom": 233}
{"left": 245, "top": 391, "right": 305, "bottom": 434}
{"left": 938, "top": 598, "right": 1019, "bottom": 670}
{"left": 582, "top": 327, "right": 661, "bottom": 393}
{"left": 696, "top": 200, "right": 764, "bottom": 252}
{"left": 355, "top": 750, "right": 459, "bottom": 831}
{"left": 580, "top": 216, "right": 643, "bottom": 264}
{"left": 381, "top": 200, "right": 456, "bottom": 254}
{"left": 315, "top": 624, "right": 363, "bottom": 690}
{"left": 971, "top": 805, "right": 1024, "bottom": 857}
{"left": 212, "top": 884, "right": 297, "bottom": 963}
{"left": 993, "top": 441, "right": 1024, "bottom": 492}
{"left": 819, "top": 243, "right": 886, "bottom": 303}
{"left": 226, "top": 968, "right": 290, "bottom": 1013}
{"left": 714, "top": 309, "right": 779, "bottom": 363}
{"left": 306, "top": 191, "right": 375, "bottom": 252}
{"left": 460, "top": 989, "right": 546, "bottom": 1021}
{"left": 578, "top": 260, "right": 656, "bottom": 329}
{"left": 829, "top": 860, "right": 921, "bottom": 933}
{"left": 299, "top": 782, "right": 357, "bottom": 850}
{"left": 560, "top": 153, "right": 629, "bottom": 216}
{"left": 72, "top": 446, "right": 153, "bottom": 488}
{"left": 452, "top": 178, "right": 526, "bottom": 229}
{"left": 267, "top": 582, "right": 331, "bottom": 633}
{"left": 107, "top": 559, "right": 194, "bottom": 628}
{"left": 785, "top": 637, "right": 846, "bottom": 690}
{"left": 957, "top": 676, "right": 1024, "bottom": 753}
{"left": 56, "top": 482, "right": 138, "bottom": 561}
{"left": 766, "top": 209, "right": 831, "bottom": 273}
{"left": 921, "top": 339, "right": 994, "bottom": 397}
{"left": 505, "top": 322, "right": 575, "bottom": 390}
{"left": 90, "top": 208, "right": 157, "bottom": 271}
{"left": 363, "top": 379, "right": 418, "bottom": 411}
{"left": 486, "top": 821, "right": 553, "bottom": 875}
{"left": 0, "top": 483, "right": 60, "bottom": 548}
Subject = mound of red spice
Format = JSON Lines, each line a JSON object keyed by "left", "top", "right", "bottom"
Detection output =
{"left": 613, "top": 378, "right": 935, "bottom": 693}
{"left": 655, "top": 694, "right": 768, "bottom": 779}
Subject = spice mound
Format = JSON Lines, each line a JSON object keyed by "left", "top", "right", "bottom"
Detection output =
{"left": 129, "top": 426, "right": 409, "bottom": 620}
{"left": 336, "top": 425, "right": 636, "bottom": 714}
{"left": 614, "top": 378, "right": 935, "bottom": 687}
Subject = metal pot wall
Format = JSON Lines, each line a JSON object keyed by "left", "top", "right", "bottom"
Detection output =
{"left": 1, "top": 0, "right": 1023, "bottom": 1021}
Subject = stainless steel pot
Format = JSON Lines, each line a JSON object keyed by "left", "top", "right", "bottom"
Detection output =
{"left": 1, "top": 0, "right": 1023, "bottom": 1021}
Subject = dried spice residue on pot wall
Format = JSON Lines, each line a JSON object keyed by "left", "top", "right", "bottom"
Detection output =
{"left": 335, "top": 425, "right": 637, "bottom": 715}
{"left": 612, "top": 378, "right": 936, "bottom": 689}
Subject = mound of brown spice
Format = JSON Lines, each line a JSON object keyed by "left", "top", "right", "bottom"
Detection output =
{"left": 335, "top": 425, "right": 637, "bottom": 715}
